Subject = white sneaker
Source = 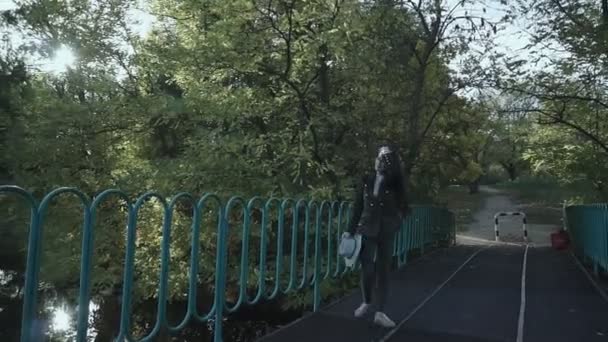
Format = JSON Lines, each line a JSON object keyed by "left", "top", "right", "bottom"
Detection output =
{"left": 354, "top": 303, "right": 370, "bottom": 317}
{"left": 374, "top": 312, "right": 396, "bottom": 328}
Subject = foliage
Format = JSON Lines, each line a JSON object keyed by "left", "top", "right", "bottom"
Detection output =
{"left": 0, "top": 0, "right": 505, "bottom": 339}
{"left": 435, "top": 185, "right": 488, "bottom": 229}
{"left": 494, "top": 175, "right": 601, "bottom": 207}
{"left": 487, "top": 0, "right": 608, "bottom": 201}
{"left": 523, "top": 125, "right": 608, "bottom": 199}
{"left": 484, "top": 94, "right": 533, "bottom": 181}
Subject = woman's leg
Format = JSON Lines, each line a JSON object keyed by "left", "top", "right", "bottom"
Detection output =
{"left": 374, "top": 230, "right": 395, "bottom": 312}
{"left": 359, "top": 236, "right": 377, "bottom": 304}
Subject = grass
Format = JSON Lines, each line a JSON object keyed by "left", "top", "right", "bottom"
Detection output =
{"left": 492, "top": 177, "right": 597, "bottom": 226}
{"left": 435, "top": 185, "right": 489, "bottom": 231}
{"left": 435, "top": 177, "right": 601, "bottom": 232}
{"left": 493, "top": 177, "right": 598, "bottom": 206}
{"left": 516, "top": 204, "right": 562, "bottom": 226}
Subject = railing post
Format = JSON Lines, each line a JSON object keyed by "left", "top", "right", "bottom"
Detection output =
{"left": 312, "top": 204, "right": 322, "bottom": 312}
{"left": 117, "top": 206, "right": 137, "bottom": 341}
{"left": 20, "top": 208, "right": 41, "bottom": 342}
{"left": 453, "top": 212, "right": 457, "bottom": 246}
{"left": 494, "top": 213, "right": 500, "bottom": 242}
{"left": 522, "top": 215, "right": 528, "bottom": 243}
{"left": 76, "top": 207, "right": 93, "bottom": 342}
{"left": 214, "top": 208, "right": 229, "bottom": 342}
{"left": 593, "top": 261, "right": 600, "bottom": 277}
{"left": 562, "top": 200, "right": 568, "bottom": 231}
{"left": 404, "top": 220, "right": 409, "bottom": 264}
{"left": 421, "top": 208, "right": 426, "bottom": 254}
{"left": 603, "top": 207, "right": 608, "bottom": 272}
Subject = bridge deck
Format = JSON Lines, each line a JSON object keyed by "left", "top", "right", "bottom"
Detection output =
{"left": 257, "top": 245, "right": 608, "bottom": 342}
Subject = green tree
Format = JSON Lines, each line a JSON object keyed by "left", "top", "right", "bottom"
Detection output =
{"left": 0, "top": 0, "right": 502, "bottom": 340}
{"left": 500, "top": 0, "right": 608, "bottom": 197}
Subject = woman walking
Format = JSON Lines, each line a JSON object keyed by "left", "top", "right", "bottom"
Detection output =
{"left": 346, "top": 144, "right": 410, "bottom": 327}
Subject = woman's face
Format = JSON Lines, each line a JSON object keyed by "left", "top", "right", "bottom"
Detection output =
{"left": 375, "top": 148, "right": 392, "bottom": 173}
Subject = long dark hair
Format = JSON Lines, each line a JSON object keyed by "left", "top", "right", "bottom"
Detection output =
{"left": 376, "top": 143, "right": 406, "bottom": 190}
{"left": 376, "top": 143, "right": 409, "bottom": 211}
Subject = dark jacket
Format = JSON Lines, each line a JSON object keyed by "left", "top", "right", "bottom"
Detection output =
{"left": 348, "top": 173, "right": 410, "bottom": 237}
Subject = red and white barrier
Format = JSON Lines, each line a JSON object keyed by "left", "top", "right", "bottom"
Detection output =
{"left": 494, "top": 211, "right": 528, "bottom": 242}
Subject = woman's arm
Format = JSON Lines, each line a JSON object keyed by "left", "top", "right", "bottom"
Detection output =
{"left": 347, "top": 177, "right": 365, "bottom": 234}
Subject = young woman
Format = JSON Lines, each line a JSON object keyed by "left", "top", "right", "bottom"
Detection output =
{"left": 346, "top": 144, "right": 410, "bottom": 328}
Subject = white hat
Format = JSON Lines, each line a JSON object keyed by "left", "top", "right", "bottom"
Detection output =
{"left": 339, "top": 232, "right": 362, "bottom": 268}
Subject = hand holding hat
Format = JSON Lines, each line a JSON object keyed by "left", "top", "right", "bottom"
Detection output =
{"left": 339, "top": 231, "right": 362, "bottom": 268}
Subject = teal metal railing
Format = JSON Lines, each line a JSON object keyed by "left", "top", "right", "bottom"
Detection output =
{"left": 0, "top": 185, "right": 455, "bottom": 342}
{"left": 564, "top": 204, "right": 608, "bottom": 276}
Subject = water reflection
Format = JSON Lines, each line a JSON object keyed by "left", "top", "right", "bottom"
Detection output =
{"left": 47, "top": 301, "right": 99, "bottom": 340}
{"left": 51, "top": 307, "right": 70, "bottom": 332}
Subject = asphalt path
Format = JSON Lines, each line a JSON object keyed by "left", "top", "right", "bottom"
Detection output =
{"left": 257, "top": 245, "right": 608, "bottom": 342}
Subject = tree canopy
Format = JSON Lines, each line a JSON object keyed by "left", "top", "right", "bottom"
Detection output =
{"left": 3, "top": 0, "right": 608, "bottom": 340}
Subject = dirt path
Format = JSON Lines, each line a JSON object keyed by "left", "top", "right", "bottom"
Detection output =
{"left": 457, "top": 186, "right": 559, "bottom": 246}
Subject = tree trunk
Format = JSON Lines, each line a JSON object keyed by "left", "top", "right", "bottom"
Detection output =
{"left": 402, "top": 69, "right": 427, "bottom": 188}
{"left": 0, "top": 292, "right": 23, "bottom": 341}
{"left": 94, "top": 296, "right": 121, "bottom": 342}
{"left": 402, "top": 31, "right": 436, "bottom": 188}
{"left": 468, "top": 177, "right": 481, "bottom": 194}
{"left": 508, "top": 166, "right": 517, "bottom": 181}
{"left": 501, "top": 162, "right": 517, "bottom": 181}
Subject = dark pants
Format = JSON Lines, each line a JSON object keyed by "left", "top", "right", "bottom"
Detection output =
{"left": 359, "top": 230, "right": 395, "bottom": 311}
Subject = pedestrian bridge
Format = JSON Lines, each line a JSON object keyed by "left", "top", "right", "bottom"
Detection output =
{"left": 261, "top": 244, "right": 608, "bottom": 342}
{"left": 1, "top": 186, "right": 607, "bottom": 342}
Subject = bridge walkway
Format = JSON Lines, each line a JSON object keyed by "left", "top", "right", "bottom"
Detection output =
{"left": 258, "top": 245, "right": 608, "bottom": 342}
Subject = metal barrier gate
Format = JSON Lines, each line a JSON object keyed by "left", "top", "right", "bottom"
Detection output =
{"left": 494, "top": 211, "right": 528, "bottom": 242}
